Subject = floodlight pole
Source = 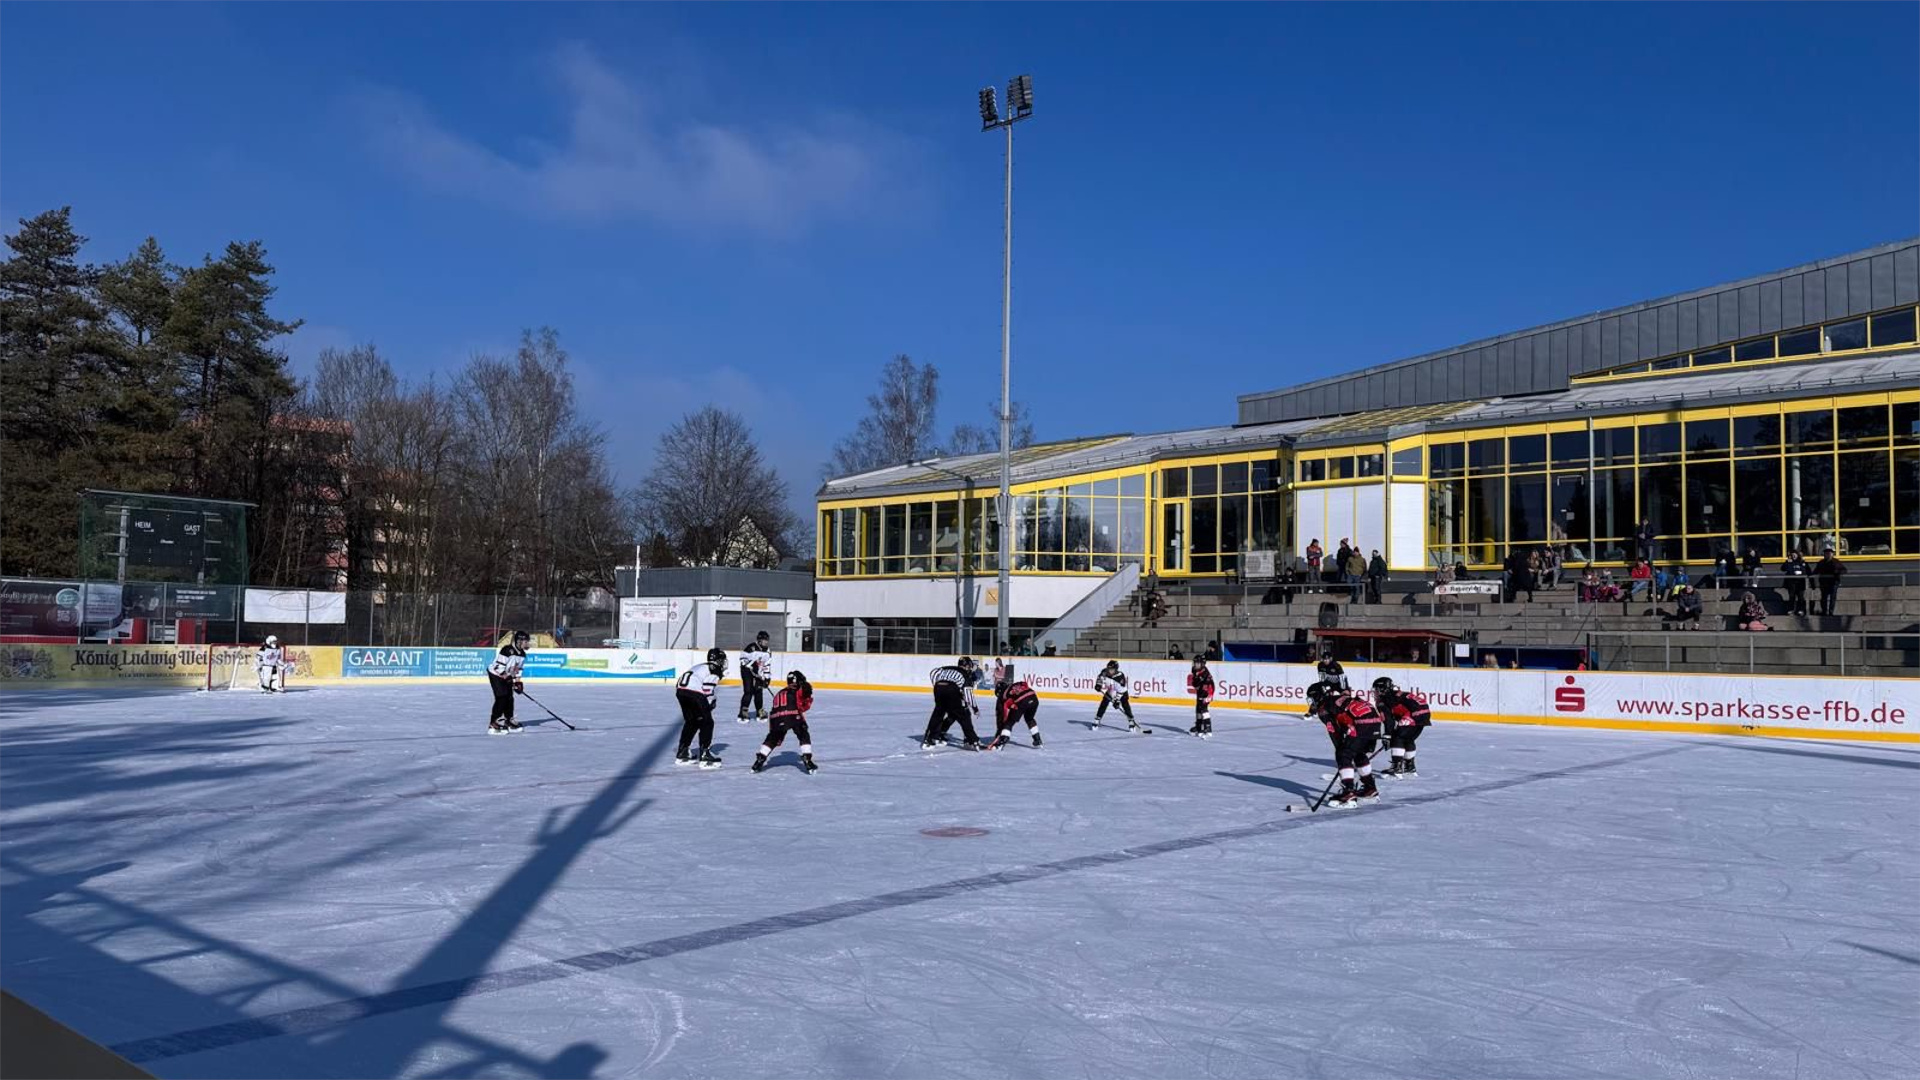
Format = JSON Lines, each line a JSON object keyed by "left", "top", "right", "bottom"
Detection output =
{"left": 981, "top": 75, "right": 1031, "bottom": 655}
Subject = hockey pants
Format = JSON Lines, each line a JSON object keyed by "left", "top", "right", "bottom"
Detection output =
{"left": 1096, "top": 692, "right": 1133, "bottom": 720}
{"left": 995, "top": 700, "right": 1040, "bottom": 739}
{"left": 488, "top": 674, "right": 516, "bottom": 724}
{"left": 1390, "top": 724, "right": 1424, "bottom": 752}
{"left": 676, "top": 690, "right": 716, "bottom": 754}
{"left": 740, "top": 676, "right": 766, "bottom": 716}
{"left": 924, "top": 684, "right": 981, "bottom": 744}
{"left": 761, "top": 717, "right": 813, "bottom": 753}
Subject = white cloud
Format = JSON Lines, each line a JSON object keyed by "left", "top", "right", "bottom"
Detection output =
{"left": 353, "top": 43, "right": 917, "bottom": 238}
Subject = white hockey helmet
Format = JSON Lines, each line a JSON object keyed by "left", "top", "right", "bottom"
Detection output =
{"left": 265, "top": 635, "right": 279, "bottom": 647}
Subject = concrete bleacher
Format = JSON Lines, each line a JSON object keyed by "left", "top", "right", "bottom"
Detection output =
{"left": 1071, "top": 576, "right": 1920, "bottom": 677}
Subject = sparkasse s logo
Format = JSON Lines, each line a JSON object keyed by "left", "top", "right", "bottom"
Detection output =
{"left": 1554, "top": 674, "right": 1586, "bottom": 713}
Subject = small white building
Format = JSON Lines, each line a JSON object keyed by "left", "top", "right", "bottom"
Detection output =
{"left": 615, "top": 567, "right": 813, "bottom": 652}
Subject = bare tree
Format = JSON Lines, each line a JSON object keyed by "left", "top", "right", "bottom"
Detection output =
{"left": 634, "top": 406, "right": 793, "bottom": 567}
{"left": 824, "top": 354, "right": 941, "bottom": 478}
{"left": 947, "top": 398, "right": 1036, "bottom": 456}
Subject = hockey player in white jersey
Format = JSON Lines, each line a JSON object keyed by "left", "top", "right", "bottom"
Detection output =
{"left": 737, "top": 631, "right": 774, "bottom": 721}
{"left": 487, "top": 630, "right": 529, "bottom": 733}
{"left": 676, "top": 647, "right": 726, "bottom": 768}
{"left": 1093, "top": 660, "right": 1142, "bottom": 731}
{"left": 256, "top": 635, "right": 287, "bottom": 693}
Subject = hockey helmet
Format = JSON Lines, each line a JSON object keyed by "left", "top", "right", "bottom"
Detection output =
{"left": 1103, "top": 659, "right": 1120, "bottom": 672}
{"left": 706, "top": 646, "right": 727, "bottom": 669}
{"left": 756, "top": 630, "right": 771, "bottom": 644}
{"left": 1372, "top": 676, "right": 1396, "bottom": 694}
{"left": 957, "top": 656, "right": 976, "bottom": 670}
{"left": 1307, "top": 680, "right": 1328, "bottom": 703}
{"left": 786, "top": 669, "right": 808, "bottom": 688}
{"left": 512, "top": 629, "right": 531, "bottom": 644}
{"left": 264, "top": 634, "right": 279, "bottom": 648}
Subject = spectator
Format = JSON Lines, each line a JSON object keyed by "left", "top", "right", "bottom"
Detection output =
{"left": 1523, "top": 549, "right": 1542, "bottom": 602}
{"left": 1167, "top": 643, "right": 1185, "bottom": 661}
{"left": 1480, "top": 653, "right": 1501, "bottom": 669}
{"left": 1815, "top": 548, "right": 1846, "bottom": 617}
{"left": 1305, "top": 539, "right": 1324, "bottom": 581}
{"left": 1714, "top": 545, "right": 1739, "bottom": 589}
{"left": 1635, "top": 519, "right": 1657, "bottom": 565}
{"left": 1628, "top": 558, "right": 1653, "bottom": 601}
{"left": 1018, "top": 637, "right": 1037, "bottom": 656}
{"left": 1739, "top": 591, "right": 1771, "bottom": 631}
{"left": 1042, "top": 641, "right": 1058, "bottom": 657}
{"left": 1263, "top": 564, "right": 1297, "bottom": 607}
{"left": 1203, "top": 640, "right": 1222, "bottom": 663}
{"left": 553, "top": 623, "right": 571, "bottom": 645}
{"left": 1672, "top": 584, "right": 1703, "bottom": 630}
{"left": 1598, "top": 569, "right": 1623, "bottom": 602}
{"left": 1666, "top": 565, "right": 1691, "bottom": 601}
{"left": 1580, "top": 566, "right": 1601, "bottom": 602}
{"left": 1653, "top": 564, "right": 1670, "bottom": 599}
{"left": 1780, "top": 551, "right": 1810, "bottom": 615}
{"left": 1346, "top": 548, "right": 1366, "bottom": 602}
{"left": 1367, "top": 549, "right": 1388, "bottom": 603}
{"left": 1538, "top": 546, "right": 1560, "bottom": 589}
{"left": 1742, "top": 547, "right": 1763, "bottom": 583}
{"left": 1142, "top": 588, "right": 1167, "bottom": 628}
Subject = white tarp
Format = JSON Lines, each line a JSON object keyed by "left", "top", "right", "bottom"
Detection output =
{"left": 244, "top": 588, "right": 348, "bottom": 625}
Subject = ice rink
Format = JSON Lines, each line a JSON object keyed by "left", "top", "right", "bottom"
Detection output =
{"left": 2, "top": 681, "right": 1915, "bottom": 1080}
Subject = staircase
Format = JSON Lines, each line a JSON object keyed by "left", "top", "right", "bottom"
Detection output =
{"left": 1071, "top": 580, "right": 1920, "bottom": 677}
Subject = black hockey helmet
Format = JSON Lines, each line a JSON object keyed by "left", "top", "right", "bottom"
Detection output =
{"left": 957, "top": 656, "right": 976, "bottom": 670}
{"left": 1103, "top": 659, "right": 1120, "bottom": 672}
{"left": 1307, "top": 680, "right": 1328, "bottom": 703}
{"left": 756, "top": 630, "right": 770, "bottom": 644}
{"left": 786, "top": 669, "right": 808, "bottom": 688}
{"left": 511, "top": 629, "right": 530, "bottom": 644}
{"left": 706, "top": 646, "right": 727, "bottom": 668}
{"left": 1372, "top": 676, "right": 1396, "bottom": 694}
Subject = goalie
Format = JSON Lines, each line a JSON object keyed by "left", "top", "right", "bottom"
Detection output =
{"left": 256, "top": 635, "right": 288, "bottom": 693}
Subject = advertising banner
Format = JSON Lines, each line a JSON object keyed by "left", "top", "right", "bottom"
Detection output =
{"left": 169, "top": 585, "right": 235, "bottom": 620}
{"left": 431, "top": 649, "right": 494, "bottom": 677}
{"left": 0, "top": 580, "right": 84, "bottom": 636}
{"left": 244, "top": 589, "right": 349, "bottom": 625}
{"left": 341, "top": 647, "right": 432, "bottom": 678}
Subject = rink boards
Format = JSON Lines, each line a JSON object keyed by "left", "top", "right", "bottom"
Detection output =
{"left": 2, "top": 642, "right": 1914, "bottom": 743}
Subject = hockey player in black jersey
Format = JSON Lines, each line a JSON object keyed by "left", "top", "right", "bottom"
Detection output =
{"left": 1093, "top": 660, "right": 1141, "bottom": 731}
{"left": 1315, "top": 654, "right": 1350, "bottom": 693}
{"left": 1308, "top": 681, "right": 1384, "bottom": 806}
{"left": 1372, "top": 676, "right": 1432, "bottom": 776}
{"left": 1187, "top": 657, "right": 1215, "bottom": 737}
{"left": 922, "top": 657, "right": 984, "bottom": 749}
{"left": 752, "top": 670, "right": 817, "bottom": 773}
{"left": 674, "top": 647, "right": 726, "bottom": 768}
{"left": 486, "top": 630, "right": 529, "bottom": 733}
{"left": 987, "top": 679, "right": 1043, "bottom": 749}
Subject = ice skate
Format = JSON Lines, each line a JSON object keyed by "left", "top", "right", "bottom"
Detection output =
{"left": 1359, "top": 774, "right": 1380, "bottom": 800}
{"left": 751, "top": 754, "right": 767, "bottom": 773}
{"left": 488, "top": 719, "right": 511, "bottom": 735}
{"left": 800, "top": 754, "right": 818, "bottom": 774}
{"left": 1328, "top": 781, "right": 1360, "bottom": 808}
{"left": 698, "top": 749, "right": 723, "bottom": 770}
{"left": 987, "top": 734, "right": 1010, "bottom": 750}
{"left": 1031, "top": 732, "right": 1043, "bottom": 747}
{"left": 962, "top": 739, "right": 982, "bottom": 752}
{"left": 673, "top": 748, "right": 696, "bottom": 766}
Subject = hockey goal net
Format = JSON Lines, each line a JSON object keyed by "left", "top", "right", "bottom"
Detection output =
{"left": 205, "top": 645, "right": 269, "bottom": 691}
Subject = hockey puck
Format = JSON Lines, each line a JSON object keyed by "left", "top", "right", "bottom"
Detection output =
{"left": 920, "top": 826, "right": 990, "bottom": 838}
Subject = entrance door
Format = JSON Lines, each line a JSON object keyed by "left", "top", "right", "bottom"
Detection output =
{"left": 1160, "top": 500, "right": 1187, "bottom": 573}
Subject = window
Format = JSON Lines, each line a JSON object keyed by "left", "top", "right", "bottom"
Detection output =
{"left": 1778, "top": 328, "right": 1821, "bottom": 357}
{"left": 1468, "top": 438, "right": 1504, "bottom": 473}
{"left": 1733, "top": 338, "right": 1775, "bottom": 362}
{"left": 1391, "top": 446, "right": 1424, "bottom": 477}
{"left": 1189, "top": 464, "right": 1217, "bottom": 497}
{"left": 1683, "top": 418, "right": 1730, "bottom": 458}
{"left": 1250, "top": 459, "right": 1274, "bottom": 490}
{"left": 1786, "top": 409, "right": 1833, "bottom": 450}
{"left": 1641, "top": 464, "right": 1682, "bottom": 536}
{"left": 1467, "top": 475, "right": 1504, "bottom": 561}
{"left": 1430, "top": 442, "right": 1465, "bottom": 477}
{"left": 1598, "top": 468, "right": 1636, "bottom": 559}
{"left": 1824, "top": 318, "right": 1868, "bottom": 352}
{"left": 1120, "top": 473, "right": 1146, "bottom": 498}
{"left": 1838, "top": 452, "right": 1891, "bottom": 528}
{"left": 1639, "top": 422, "right": 1681, "bottom": 461}
{"left": 1896, "top": 449, "right": 1920, "bottom": 526}
{"left": 1329, "top": 456, "right": 1355, "bottom": 480}
{"left": 1508, "top": 475, "right": 1547, "bottom": 544}
{"left": 1837, "top": 405, "right": 1889, "bottom": 447}
{"left": 1896, "top": 401, "right": 1920, "bottom": 444}
{"left": 1299, "top": 459, "right": 1325, "bottom": 483}
{"left": 1685, "top": 460, "right": 1730, "bottom": 537}
{"left": 1219, "top": 496, "right": 1245, "bottom": 555}
{"left": 1220, "top": 462, "right": 1248, "bottom": 494}
{"left": 1872, "top": 308, "right": 1917, "bottom": 347}
{"left": 1508, "top": 434, "right": 1546, "bottom": 471}
{"left": 1595, "top": 427, "right": 1635, "bottom": 465}
{"left": 1734, "top": 414, "right": 1782, "bottom": 456}
{"left": 1785, "top": 455, "right": 1835, "bottom": 534}
{"left": 1651, "top": 356, "right": 1686, "bottom": 371}
{"left": 1161, "top": 468, "right": 1187, "bottom": 498}
{"left": 1357, "top": 453, "right": 1384, "bottom": 477}
{"left": 1192, "top": 499, "right": 1218, "bottom": 558}
{"left": 1734, "top": 458, "right": 1781, "bottom": 535}
{"left": 1429, "top": 480, "right": 1467, "bottom": 565}
{"left": 909, "top": 503, "right": 933, "bottom": 563}
{"left": 1692, "top": 346, "right": 1732, "bottom": 367}
{"left": 1550, "top": 430, "right": 1589, "bottom": 468}
{"left": 1551, "top": 474, "right": 1589, "bottom": 547}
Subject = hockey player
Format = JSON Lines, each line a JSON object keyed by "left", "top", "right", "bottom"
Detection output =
{"left": 256, "top": 635, "right": 287, "bottom": 693}
{"left": 1316, "top": 654, "right": 1350, "bottom": 693}
{"left": 737, "top": 631, "right": 774, "bottom": 721}
{"left": 1308, "top": 681, "right": 1383, "bottom": 806}
{"left": 1372, "top": 676, "right": 1431, "bottom": 776}
{"left": 1187, "top": 656, "right": 1215, "bottom": 737}
{"left": 987, "top": 678, "right": 1042, "bottom": 749}
{"left": 675, "top": 647, "right": 727, "bottom": 768}
{"left": 1094, "top": 660, "right": 1141, "bottom": 731}
{"left": 922, "top": 657, "right": 984, "bottom": 750}
{"left": 752, "top": 670, "right": 817, "bottom": 774}
{"left": 486, "top": 630, "right": 529, "bottom": 733}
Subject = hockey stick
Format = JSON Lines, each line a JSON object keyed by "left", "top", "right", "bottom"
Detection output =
{"left": 518, "top": 689, "right": 578, "bottom": 731}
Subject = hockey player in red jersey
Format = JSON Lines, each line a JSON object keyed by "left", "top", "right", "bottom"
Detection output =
{"left": 1308, "top": 681, "right": 1383, "bottom": 806}
{"left": 752, "top": 670, "right": 818, "bottom": 773}
{"left": 1372, "top": 676, "right": 1431, "bottom": 776}
{"left": 987, "top": 679, "right": 1042, "bottom": 749}
{"left": 1186, "top": 656, "right": 1215, "bottom": 737}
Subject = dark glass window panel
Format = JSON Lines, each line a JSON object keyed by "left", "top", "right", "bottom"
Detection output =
{"left": 1837, "top": 405, "right": 1889, "bottom": 446}
{"left": 1551, "top": 474, "right": 1589, "bottom": 544}
{"left": 1598, "top": 468, "right": 1636, "bottom": 544}
{"left": 1251, "top": 492, "right": 1284, "bottom": 550}
{"left": 1508, "top": 434, "right": 1546, "bottom": 470}
{"left": 1895, "top": 402, "right": 1920, "bottom": 444}
{"left": 1330, "top": 456, "right": 1356, "bottom": 481}
{"left": 1841, "top": 530, "right": 1891, "bottom": 556}
{"left": 1430, "top": 442, "right": 1465, "bottom": 476}
{"left": 1391, "top": 446, "right": 1423, "bottom": 476}
{"left": 1650, "top": 356, "right": 1686, "bottom": 371}
{"left": 1733, "top": 414, "right": 1782, "bottom": 455}
{"left": 1596, "top": 427, "right": 1635, "bottom": 465}
{"left": 1778, "top": 328, "right": 1821, "bottom": 356}
{"left": 1741, "top": 534, "right": 1783, "bottom": 559}
{"left": 1467, "top": 475, "right": 1504, "bottom": 564}
{"left": 1615, "top": 363, "right": 1652, "bottom": 375}
{"left": 1787, "top": 409, "right": 1833, "bottom": 449}
{"left": 1838, "top": 452, "right": 1891, "bottom": 528}
{"left": 1872, "top": 308, "right": 1917, "bottom": 347}
{"left": 1357, "top": 454, "right": 1384, "bottom": 477}
{"left": 1825, "top": 318, "right": 1868, "bottom": 352}
{"left": 1784, "top": 455, "right": 1835, "bottom": 534}
{"left": 1468, "top": 438, "right": 1504, "bottom": 472}
{"left": 1549, "top": 430, "right": 1590, "bottom": 468}
{"left": 1686, "top": 537, "right": 1730, "bottom": 561}
{"left": 1639, "top": 422, "right": 1681, "bottom": 461}
{"left": 1299, "top": 459, "right": 1325, "bottom": 483}
{"left": 1190, "top": 555, "right": 1217, "bottom": 574}
{"left": 1640, "top": 464, "right": 1682, "bottom": 536}
{"left": 883, "top": 505, "right": 907, "bottom": 557}
{"left": 1899, "top": 449, "right": 1920, "bottom": 526}
{"left": 1901, "top": 529, "right": 1920, "bottom": 555}
{"left": 1120, "top": 473, "right": 1146, "bottom": 498}
{"left": 909, "top": 503, "right": 934, "bottom": 557}
{"left": 1161, "top": 468, "right": 1187, "bottom": 498}
{"left": 1734, "top": 338, "right": 1775, "bottom": 362}
{"left": 1685, "top": 460, "right": 1730, "bottom": 536}
{"left": 1094, "top": 478, "right": 1119, "bottom": 497}
{"left": 1221, "top": 461, "right": 1248, "bottom": 495}
{"left": 1428, "top": 480, "right": 1467, "bottom": 565}
{"left": 1508, "top": 475, "right": 1547, "bottom": 543}
{"left": 1249, "top": 460, "right": 1272, "bottom": 491}
{"left": 1219, "top": 496, "right": 1246, "bottom": 554}
{"left": 1692, "top": 346, "right": 1732, "bottom": 366}
{"left": 1191, "top": 498, "right": 1218, "bottom": 554}
{"left": 1684, "top": 418, "right": 1730, "bottom": 458}
{"left": 1733, "top": 458, "right": 1782, "bottom": 535}
{"left": 1189, "top": 465, "right": 1217, "bottom": 497}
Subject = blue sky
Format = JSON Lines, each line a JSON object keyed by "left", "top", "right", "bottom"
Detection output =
{"left": 4, "top": 3, "right": 1916, "bottom": 513}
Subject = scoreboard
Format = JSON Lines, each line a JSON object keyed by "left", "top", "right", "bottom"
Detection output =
{"left": 125, "top": 508, "right": 206, "bottom": 569}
